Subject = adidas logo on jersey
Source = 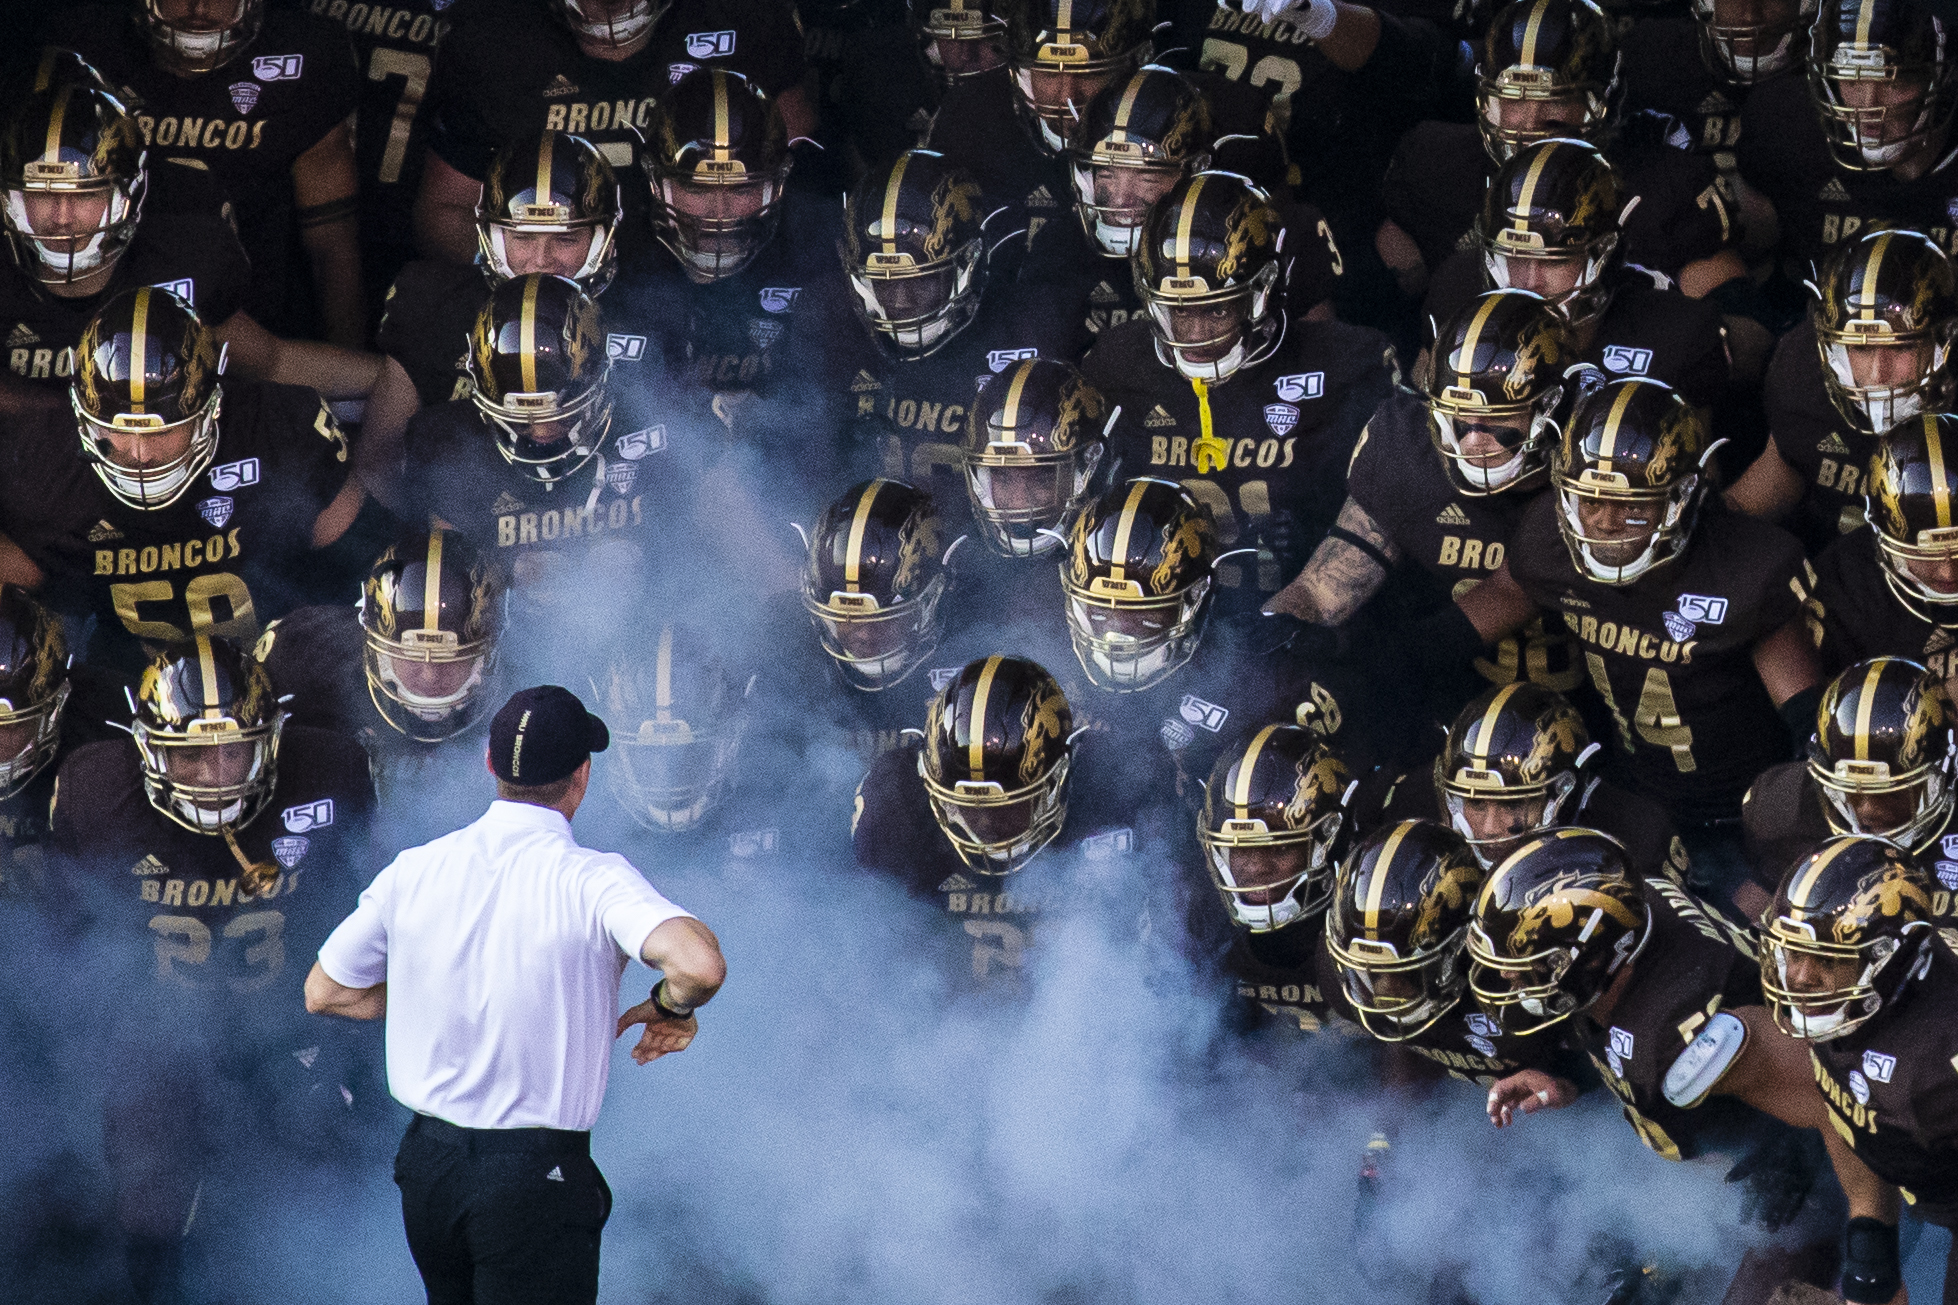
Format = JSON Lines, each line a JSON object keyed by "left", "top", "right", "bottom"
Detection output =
{"left": 5, "top": 323, "right": 37, "bottom": 348}
{"left": 850, "top": 369, "right": 881, "bottom": 393}
{"left": 292, "top": 1046, "right": 319, "bottom": 1069}
{"left": 87, "top": 520, "right": 123, "bottom": 542}
{"left": 1818, "top": 177, "right": 1852, "bottom": 203}
{"left": 490, "top": 491, "right": 525, "bottom": 515}
{"left": 1817, "top": 432, "right": 1853, "bottom": 454}
{"left": 1930, "top": 627, "right": 1955, "bottom": 654}
{"left": 1026, "top": 185, "right": 1060, "bottom": 208}
{"left": 542, "top": 74, "right": 580, "bottom": 97}
{"left": 1144, "top": 404, "right": 1176, "bottom": 428}
{"left": 937, "top": 873, "right": 975, "bottom": 893}
{"left": 1696, "top": 91, "right": 1735, "bottom": 114}
{"left": 130, "top": 854, "right": 170, "bottom": 876}
{"left": 1435, "top": 503, "right": 1472, "bottom": 526}
{"left": 1089, "top": 281, "right": 1122, "bottom": 306}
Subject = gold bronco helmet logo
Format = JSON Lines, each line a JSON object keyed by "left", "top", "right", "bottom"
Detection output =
{"left": 1049, "top": 372, "right": 1106, "bottom": 453}
{"left": 1214, "top": 193, "right": 1274, "bottom": 283}
{"left": 1834, "top": 859, "right": 1936, "bottom": 944}
{"left": 922, "top": 171, "right": 981, "bottom": 261}
{"left": 1149, "top": 509, "right": 1215, "bottom": 596}
{"left": 1897, "top": 675, "right": 1949, "bottom": 770}
{"left": 1017, "top": 674, "right": 1072, "bottom": 787}
{"left": 1641, "top": 401, "right": 1704, "bottom": 487}
{"left": 1517, "top": 703, "right": 1583, "bottom": 782}
{"left": 1505, "top": 869, "right": 1641, "bottom": 953}
{"left": 891, "top": 499, "right": 941, "bottom": 594}
{"left": 1503, "top": 313, "right": 1565, "bottom": 403}
{"left": 1412, "top": 848, "right": 1485, "bottom": 948}
{"left": 1283, "top": 749, "right": 1349, "bottom": 828}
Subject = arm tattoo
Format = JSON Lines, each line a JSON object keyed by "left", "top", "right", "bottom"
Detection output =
{"left": 1289, "top": 498, "right": 1399, "bottom": 626}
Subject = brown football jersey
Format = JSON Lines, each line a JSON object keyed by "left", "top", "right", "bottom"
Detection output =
{"left": 1808, "top": 527, "right": 1958, "bottom": 681}
{"left": 1763, "top": 319, "right": 1876, "bottom": 552}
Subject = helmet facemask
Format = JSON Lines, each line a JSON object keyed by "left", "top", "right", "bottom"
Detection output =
{"left": 1013, "top": 54, "right": 1146, "bottom": 156}
{"left": 920, "top": 748, "right": 1071, "bottom": 874}
{"left": 554, "top": 0, "right": 668, "bottom": 48}
{"left": 654, "top": 169, "right": 789, "bottom": 284}
{"left": 1809, "top": 44, "right": 1958, "bottom": 171}
{"left": 0, "top": 677, "right": 69, "bottom": 802}
{"left": 1554, "top": 467, "right": 1703, "bottom": 585}
{"left": 846, "top": 236, "right": 985, "bottom": 360}
{"left": 1429, "top": 386, "right": 1564, "bottom": 496}
{"left": 1330, "top": 925, "right": 1470, "bottom": 1042}
{"left": 1069, "top": 152, "right": 1206, "bottom": 259}
{"left": 1201, "top": 808, "right": 1343, "bottom": 932}
{"left": 1475, "top": 71, "right": 1613, "bottom": 163}
{"left": 478, "top": 212, "right": 618, "bottom": 296}
{"left": 1481, "top": 226, "right": 1619, "bottom": 332}
{"left": 4, "top": 170, "right": 145, "bottom": 286}
{"left": 1761, "top": 921, "right": 1913, "bottom": 1040}
{"left": 1692, "top": 0, "right": 1813, "bottom": 82}
{"left": 1138, "top": 260, "right": 1282, "bottom": 383}
{"left": 362, "top": 625, "right": 497, "bottom": 743}
{"left": 1818, "top": 328, "right": 1954, "bottom": 435}
{"left": 804, "top": 569, "right": 950, "bottom": 691}
{"left": 472, "top": 369, "right": 613, "bottom": 485}
{"left": 966, "top": 441, "right": 1105, "bottom": 558}
{"left": 74, "top": 384, "right": 223, "bottom": 511}
{"left": 135, "top": 711, "right": 283, "bottom": 834}
{"left": 140, "top": 0, "right": 261, "bottom": 72}
{"left": 1437, "top": 768, "right": 1582, "bottom": 867}
{"left": 1875, "top": 520, "right": 1958, "bottom": 627}
{"left": 607, "top": 715, "right": 745, "bottom": 834}
{"left": 1060, "top": 567, "right": 1212, "bottom": 691}
{"left": 1809, "top": 734, "right": 1957, "bottom": 848}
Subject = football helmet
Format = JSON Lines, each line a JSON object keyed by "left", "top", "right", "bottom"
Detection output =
{"left": 1435, "top": 682, "right": 1599, "bottom": 867}
{"left": 1476, "top": 138, "right": 1623, "bottom": 332}
{"left": 999, "top": 0, "right": 1157, "bottom": 155}
{"left": 1811, "top": 230, "right": 1958, "bottom": 436}
{"left": 1551, "top": 376, "right": 1713, "bottom": 585}
{"left": 358, "top": 528, "right": 505, "bottom": 743}
{"left": 466, "top": 273, "right": 612, "bottom": 484}
{"left": 1426, "top": 289, "right": 1576, "bottom": 495}
{"left": 1131, "top": 170, "right": 1283, "bottom": 383}
{"left": 1466, "top": 827, "right": 1651, "bottom": 1035}
{"left": 912, "top": 0, "right": 1008, "bottom": 85}
{"left": 645, "top": 69, "right": 792, "bottom": 283}
{"left": 1327, "top": 819, "right": 1487, "bottom": 1041}
{"left": 1475, "top": 0, "right": 1620, "bottom": 163}
{"left": 133, "top": 635, "right": 284, "bottom": 836}
{"left": 0, "top": 587, "right": 70, "bottom": 802}
{"left": 1067, "top": 66, "right": 1213, "bottom": 258}
{"left": 1761, "top": 834, "right": 1936, "bottom": 1040}
{"left": 803, "top": 479, "right": 952, "bottom": 692}
{"left": 920, "top": 654, "right": 1074, "bottom": 873}
{"left": 962, "top": 356, "right": 1110, "bottom": 557}
{"left": 1870, "top": 412, "right": 1958, "bottom": 626}
{"left": 1199, "top": 724, "right": 1353, "bottom": 931}
{"left": 548, "top": 0, "right": 669, "bottom": 50}
{"left": 1807, "top": 657, "right": 1956, "bottom": 850}
{"left": 1692, "top": 0, "right": 1816, "bottom": 83}
{"left": 841, "top": 150, "right": 989, "bottom": 360}
{"left": 476, "top": 131, "right": 621, "bottom": 295}
{"left": 139, "top": 0, "right": 263, "bottom": 72}
{"left": 1, "top": 74, "right": 147, "bottom": 286}
{"left": 1062, "top": 477, "right": 1217, "bottom": 691}
{"left": 592, "top": 622, "right": 749, "bottom": 833}
{"left": 1807, "top": 0, "right": 1958, "bottom": 171}
{"left": 72, "top": 286, "right": 224, "bottom": 510}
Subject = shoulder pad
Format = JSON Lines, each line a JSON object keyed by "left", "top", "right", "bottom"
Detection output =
{"left": 1662, "top": 1009, "right": 1748, "bottom": 1108}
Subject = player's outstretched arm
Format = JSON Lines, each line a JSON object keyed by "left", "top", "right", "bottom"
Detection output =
{"left": 1265, "top": 497, "right": 1399, "bottom": 625}
{"left": 1486, "top": 1070, "right": 1580, "bottom": 1128}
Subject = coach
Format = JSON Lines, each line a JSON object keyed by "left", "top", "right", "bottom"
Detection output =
{"left": 303, "top": 685, "right": 726, "bottom": 1304}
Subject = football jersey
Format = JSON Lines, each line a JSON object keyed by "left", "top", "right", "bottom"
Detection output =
{"left": 50, "top": 725, "right": 375, "bottom": 1040}
{"left": 398, "top": 394, "right": 699, "bottom": 606}
{"left": 1617, "top": 18, "right": 1751, "bottom": 198}
{"left": 838, "top": 285, "right": 1080, "bottom": 534}
{"left": 1574, "top": 872, "right": 1763, "bottom": 1160}
{"left": 1345, "top": 389, "right": 1586, "bottom": 702}
{"left": 1507, "top": 497, "right": 1808, "bottom": 823}
{"left": 1810, "top": 937, "right": 1958, "bottom": 1225}
{"left": 1226, "top": 915, "right": 1341, "bottom": 1033}
{"left": 1423, "top": 258, "right": 1731, "bottom": 410}
{"left": 424, "top": 0, "right": 807, "bottom": 181}
{"left": 1808, "top": 527, "right": 1958, "bottom": 681}
{"left": 1382, "top": 114, "right": 1734, "bottom": 281}
{"left": 800, "top": 3, "right": 936, "bottom": 176}
{"left": 45, "top": 6, "right": 362, "bottom": 333}
{"left": 1017, "top": 194, "right": 1345, "bottom": 360}
{"left": 1737, "top": 73, "right": 1958, "bottom": 287}
{"left": 0, "top": 381, "right": 351, "bottom": 667}
{"left": 0, "top": 664, "right": 133, "bottom": 904}
{"left": 1175, "top": 0, "right": 1352, "bottom": 190}
{"left": 1083, "top": 317, "right": 1397, "bottom": 619}
{"left": 925, "top": 68, "right": 1070, "bottom": 246}
{"left": 0, "top": 214, "right": 249, "bottom": 388}
{"left": 1763, "top": 318, "right": 1875, "bottom": 550}
{"left": 1738, "top": 760, "right": 1838, "bottom": 898}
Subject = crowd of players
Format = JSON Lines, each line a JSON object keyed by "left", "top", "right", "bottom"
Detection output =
{"left": 12, "top": 0, "right": 1958, "bottom": 1299}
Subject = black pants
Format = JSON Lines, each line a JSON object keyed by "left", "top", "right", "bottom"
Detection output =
{"left": 394, "top": 1114, "right": 612, "bottom": 1305}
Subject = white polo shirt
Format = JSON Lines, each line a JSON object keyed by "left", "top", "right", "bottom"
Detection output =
{"left": 317, "top": 800, "right": 692, "bottom": 1131}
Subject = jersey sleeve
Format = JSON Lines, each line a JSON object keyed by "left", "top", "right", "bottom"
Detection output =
{"left": 1728, "top": 514, "right": 1808, "bottom": 643}
{"left": 288, "top": 18, "right": 364, "bottom": 153}
{"left": 1809, "top": 530, "right": 1885, "bottom": 673}
{"left": 1616, "top": 115, "right": 1734, "bottom": 272}
{"left": 1343, "top": 392, "right": 1421, "bottom": 536}
{"left": 422, "top": 16, "right": 501, "bottom": 179}
{"left": 267, "top": 383, "right": 355, "bottom": 514}
{"left": 1498, "top": 492, "right": 1571, "bottom": 607}
{"left": 1282, "top": 198, "right": 1343, "bottom": 311}
{"left": 851, "top": 741, "right": 942, "bottom": 881}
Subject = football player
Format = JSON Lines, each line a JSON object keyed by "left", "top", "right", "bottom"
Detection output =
{"left": 253, "top": 527, "right": 506, "bottom": 836}
{"left": 1471, "top": 830, "right": 1901, "bottom": 1300}
{"left": 833, "top": 148, "right": 1077, "bottom": 530}
{"left": 1810, "top": 414, "right": 1958, "bottom": 688}
{"left": 957, "top": 355, "right": 1110, "bottom": 561}
{"left": 0, "top": 70, "right": 419, "bottom": 451}
{"left": 1268, "top": 290, "right": 1584, "bottom": 720}
{"left": 1377, "top": 0, "right": 1742, "bottom": 307}
{"left": 1742, "top": 657, "right": 1956, "bottom": 919}
{"left": 1736, "top": 0, "right": 1958, "bottom": 310}
{"left": 0, "top": 287, "right": 361, "bottom": 670}
{"left": 1761, "top": 835, "right": 1957, "bottom": 1305}
{"left": 1391, "top": 681, "right": 1691, "bottom": 882}
{"left": 1456, "top": 376, "right": 1822, "bottom": 894}
{"left": 413, "top": 0, "right": 813, "bottom": 262}
{"left": 1082, "top": 170, "right": 1397, "bottom": 622}
{"left": 49, "top": 635, "right": 375, "bottom": 1304}
{"left": 45, "top": 0, "right": 368, "bottom": 346}
{"left": 1020, "top": 63, "right": 1343, "bottom": 357}
{"left": 1731, "top": 230, "right": 1958, "bottom": 551}
{"left": 1419, "top": 138, "right": 1731, "bottom": 412}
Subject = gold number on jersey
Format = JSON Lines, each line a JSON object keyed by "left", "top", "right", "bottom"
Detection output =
{"left": 147, "top": 910, "right": 287, "bottom": 990}
{"left": 112, "top": 572, "right": 259, "bottom": 642}
{"left": 367, "top": 48, "right": 433, "bottom": 186}
{"left": 1180, "top": 477, "right": 1280, "bottom": 589}
{"left": 1200, "top": 37, "right": 1249, "bottom": 79}
{"left": 964, "top": 919, "right": 1025, "bottom": 978}
{"left": 1316, "top": 219, "right": 1345, "bottom": 277}
{"left": 1693, "top": 184, "right": 1732, "bottom": 244}
{"left": 1586, "top": 652, "right": 1697, "bottom": 772}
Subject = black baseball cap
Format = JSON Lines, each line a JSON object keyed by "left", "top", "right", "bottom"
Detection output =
{"left": 489, "top": 686, "right": 609, "bottom": 786}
